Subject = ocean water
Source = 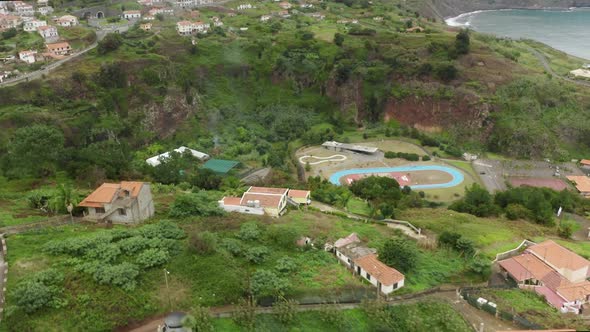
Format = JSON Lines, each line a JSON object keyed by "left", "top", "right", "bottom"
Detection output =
{"left": 446, "top": 8, "right": 590, "bottom": 60}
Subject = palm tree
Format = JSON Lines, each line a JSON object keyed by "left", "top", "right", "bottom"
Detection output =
{"left": 49, "top": 183, "right": 78, "bottom": 215}
{"left": 335, "top": 192, "right": 352, "bottom": 210}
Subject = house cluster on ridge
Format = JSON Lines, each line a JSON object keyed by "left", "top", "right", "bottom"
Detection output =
{"left": 332, "top": 233, "right": 405, "bottom": 295}
{"left": 498, "top": 240, "right": 590, "bottom": 314}
{"left": 78, "top": 181, "right": 155, "bottom": 224}
{"left": 219, "top": 186, "right": 311, "bottom": 217}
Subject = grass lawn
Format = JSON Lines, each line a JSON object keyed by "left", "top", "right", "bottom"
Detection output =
{"left": 346, "top": 197, "right": 371, "bottom": 216}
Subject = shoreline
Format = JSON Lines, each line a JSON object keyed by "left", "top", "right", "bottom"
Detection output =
{"left": 444, "top": 7, "right": 590, "bottom": 24}
{"left": 444, "top": 8, "right": 590, "bottom": 61}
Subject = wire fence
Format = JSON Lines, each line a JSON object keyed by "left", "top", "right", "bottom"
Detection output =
{"left": 460, "top": 289, "right": 544, "bottom": 330}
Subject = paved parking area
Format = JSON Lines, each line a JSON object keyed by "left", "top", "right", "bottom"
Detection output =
{"left": 473, "top": 158, "right": 584, "bottom": 193}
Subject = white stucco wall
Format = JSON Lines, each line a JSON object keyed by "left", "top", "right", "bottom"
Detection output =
{"left": 219, "top": 203, "right": 265, "bottom": 215}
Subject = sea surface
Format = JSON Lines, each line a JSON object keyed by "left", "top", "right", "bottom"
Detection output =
{"left": 446, "top": 8, "right": 590, "bottom": 60}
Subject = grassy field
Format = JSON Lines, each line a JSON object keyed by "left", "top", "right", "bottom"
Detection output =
{"left": 399, "top": 208, "right": 553, "bottom": 258}
{"left": 473, "top": 289, "right": 587, "bottom": 329}
{"left": 3, "top": 205, "right": 486, "bottom": 330}
{"left": 212, "top": 301, "right": 472, "bottom": 332}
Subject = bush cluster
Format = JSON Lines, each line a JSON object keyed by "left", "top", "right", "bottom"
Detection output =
{"left": 43, "top": 221, "right": 184, "bottom": 290}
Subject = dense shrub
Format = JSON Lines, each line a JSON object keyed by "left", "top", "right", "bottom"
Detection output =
{"left": 140, "top": 220, "right": 185, "bottom": 239}
{"left": 350, "top": 176, "right": 401, "bottom": 203}
{"left": 380, "top": 238, "right": 418, "bottom": 273}
{"left": 97, "top": 33, "right": 123, "bottom": 54}
{"left": 266, "top": 226, "right": 297, "bottom": 249}
{"left": 384, "top": 151, "right": 420, "bottom": 161}
{"left": 558, "top": 219, "right": 576, "bottom": 239}
{"left": 251, "top": 269, "right": 289, "bottom": 298}
{"left": 119, "top": 236, "right": 151, "bottom": 254}
{"left": 275, "top": 257, "right": 297, "bottom": 274}
{"left": 93, "top": 262, "right": 139, "bottom": 291}
{"left": 449, "top": 184, "right": 499, "bottom": 217}
{"left": 136, "top": 248, "right": 170, "bottom": 268}
{"left": 455, "top": 29, "right": 470, "bottom": 55}
{"left": 221, "top": 238, "right": 243, "bottom": 256}
{"left": 169, "top": 192, "right": 224, "bottom": 218}
{"left": 189, "top": 231, "right": 217, "bottom": 255}
{"left": 505, "top": 203, "right": 530, "bottom": 220}
{"left": 238, "top": 222, "right": 262, "bottom": 241}
{"left": 12, "top": 269, "right": 64, "bottom": 313}
{"left": 245, "top": 246, "right": 270, "bottom": 264}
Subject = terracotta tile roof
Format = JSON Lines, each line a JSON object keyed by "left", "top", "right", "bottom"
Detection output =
{"left": 38, "top": 25, "right": 55, "bottom": 31}
{"left": 222, "top": 196, "right": 242, "bottom": 206}
{"left": 288, "top": 189, "right": 310, "bottom": 199}
{"left": 354, "top": 254, "right": 405, "bottom": 286}
{"left": 124, "top": 10, "right": 141, "bottom": 14}
{"left": 580, "top": 159, "right": 590, "bottom": 166}
{"left": 528, "top": 240, "right": 590, "bottom": 271}
{"left": 248, "top": 187, "right": 289, "bottom": 195}
{"left": 499, "top": 253, "right": 555, "bottom": 281}
{"left": 79, "top": 183, "right": 120, "bottom": 208}
{"left": 177, "top": 20, "right": 192, "bottom": 26}
{"left": 334, "top": 233, "right": 360, "bottom": 248}
{"left": 79, "top": 182, "right": 144, "bottom": 208}
{"left": 541, "top": 270, "right": 570, "bottom": 291}
{"left": 534, "top": 286, "right": 566, "bottom": 310}
{"left": 556, "top": 281, "right": 590, "bottom": 302}
{"left": 240, "top": 192, "right": 282, "bottom": 209}
{"left": 566, "top": 175, "right": 590, "bottom": 193}
{"left": 46, "top": 42, "right": 70, "bottom": 50}
{"left": 120, "top": 181, "right": 144, "bottom": 197}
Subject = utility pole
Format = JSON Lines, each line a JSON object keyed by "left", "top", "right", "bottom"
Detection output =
{"left": 164, "top": 268, "right": 171, "bottom": 310}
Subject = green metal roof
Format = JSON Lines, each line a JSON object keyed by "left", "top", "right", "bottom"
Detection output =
{"left": 202, "top": 159, "right": 240, "bottom": 174}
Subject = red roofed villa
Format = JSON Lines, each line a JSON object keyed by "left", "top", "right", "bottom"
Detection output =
{"left": 218, "top": 186, "right": 311, "bottom": 217}
{"left": 498, "top": 240, "right": 590, "bottom": 314}
{"left": 78, "top": 181, "right": 155, "bottom": 224}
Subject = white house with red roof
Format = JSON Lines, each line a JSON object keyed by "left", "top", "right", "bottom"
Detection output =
{"left": 55, "top": 15, "right": 78, "bottom": 27}
{"left": 18, "top": 50, "right": 37, "bottom": 63}
{"left": 123, "top": 10, "right": 142, "bottom": 19}
{"left": 24, "top": 19, "right": 47, "bottom": 32}
{"left": 45, "top": 41, "right": 71, "bottom": 56}
{"left": 176, "top": 20, "right": 209, "bottom": 35}
{"left": 498, "top": 240, "right": 590, "bottom": 314}
{"left": 37, "top": 25, "right": 58, "bottom": 42}
{"left": 219, "top": 186, "right": 311, "bottom": 217}
{"left": 333, "top": 233, "right": 405, "bottom": 295}
{"left": 78, "top": 181, "right": 155, "bottom": 224}
{"left": 148, "top": 7, "right": 174, "bottom": 16}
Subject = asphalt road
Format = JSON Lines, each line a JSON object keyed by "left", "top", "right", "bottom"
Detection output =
{"left": 527, "top": 46, "right": 590, "bottom": 88}
{"left": 472, "top": 159, "right": 506, "bottom": 193}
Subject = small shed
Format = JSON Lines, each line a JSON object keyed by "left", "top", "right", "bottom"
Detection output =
{"left": 201, "top": 159, "right": 240, "bottom": 174}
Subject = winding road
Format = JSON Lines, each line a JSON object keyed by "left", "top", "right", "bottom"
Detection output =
{"left": 527, "top": 46, "right": 590, "bottom": 88}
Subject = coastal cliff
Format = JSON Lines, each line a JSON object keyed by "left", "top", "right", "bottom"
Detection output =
{"left": 417, "top": 0, "right": 590, "bottom": 19}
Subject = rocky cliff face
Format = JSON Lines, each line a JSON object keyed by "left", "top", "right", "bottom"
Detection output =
{"left": 419, "top": 0, "right": 590, "bottom": 19}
